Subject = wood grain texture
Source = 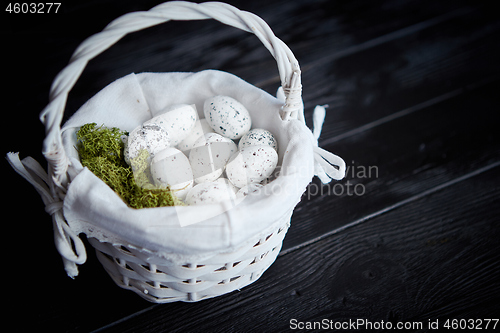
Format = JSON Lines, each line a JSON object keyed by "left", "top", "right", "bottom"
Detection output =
{"left": 94, "top": 164, "right": 500, "bottom": 333}
{"left": 284, "top": 78, "right": 500, "bottom": 251}
{"left": 298, "top": 4, "right": 500, "bottom": 137}
{"left": 4, "top": 0, "right": 500, "bottom": 332}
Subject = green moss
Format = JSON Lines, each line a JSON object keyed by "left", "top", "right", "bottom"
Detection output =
{"left": 129, "top": 148, "right": 153, "bottom": 189}
{"left": 76, "top": 123, "right": 183, "bottom": 208}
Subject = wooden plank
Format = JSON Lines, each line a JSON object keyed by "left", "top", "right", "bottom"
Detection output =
{"left": 295, "top": 4, "right": 500, "bottom": 137}
{"left": 94, "top": 163, "right": 500, "bottom": 332}
{"left": 283, "top": 78, "right": 500, "bottom": 251}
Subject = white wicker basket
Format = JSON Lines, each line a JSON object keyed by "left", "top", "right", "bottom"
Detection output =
{"left": 88, "top": 213, "right": 290, "bottom": 302}
{"left": 7, "top": 1, "right": 345, "bottom": 303}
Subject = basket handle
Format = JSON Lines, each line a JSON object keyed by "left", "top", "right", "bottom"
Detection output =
{"left": 39, "top": 1, "right": 303, "bottom": 187}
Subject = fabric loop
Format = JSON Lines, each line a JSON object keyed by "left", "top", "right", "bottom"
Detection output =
{"left": 311, "top": 105, "right": 346, "bottom": 183}
{"left": 6, "top": 152, "right": 86, "bottom": 278}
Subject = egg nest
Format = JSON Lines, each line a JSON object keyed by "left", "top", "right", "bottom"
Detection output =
{"left": 76, "top": 123, "right": 184, "bottom": 208}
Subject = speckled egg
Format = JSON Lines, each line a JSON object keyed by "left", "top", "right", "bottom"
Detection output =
{"left": 124, "top": 124, "right": 170, "bottom": 165}
{"left": 176, "top": 118, "right": 215, "bottom": 153}
{"left": 150, "top": 147, "right": 194, "bottom": 200}
{"left": 189, "top": 133, "right": 237, "bottom": 183}
{"left": 226, "top": 145, "right": 278, "bottom": 188}
{"left": 238, "top": 128, "right": 278, "bottom": 153}
{"left": 203, "top": 96, "right": 251, "bottom": 140}
{"left": 236, "top": 183, "right": 264, "bottom": 199}
{"left": 144, "top": 104, "right": 197, "bottom": 146}
{"left": 185, "top": 180, "right": 237, "bottom": 205}
{"left": 216, "top": 177, "right": 239, "bottom": 194}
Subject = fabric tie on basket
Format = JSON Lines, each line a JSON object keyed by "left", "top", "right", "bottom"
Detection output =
{"left": 311, "top": 105, "right": 346, "bottom": 183}
{"left": 277, "top": 87, "right": 345, "bottom": 184}
{"left": 6, "top": 152, "right": 86, "bottom": 278}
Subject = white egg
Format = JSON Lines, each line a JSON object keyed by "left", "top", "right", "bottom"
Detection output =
{"left": 150, "top": 147, "right": 193, "bottom": 200}
{"left": 144, "top": 104, "right": 197, "bottom": 146}
{"left": 226, "top": 145, "right": 278, "bottom": 188}
{"left": 216, "top": 177, "right": 239, "bottom": 194}
{"left": 189, "top": 133, "right": 237, "bottom": 183}
{"left": 176, "top": 118, "right": 215, "bottom": 152}
{"left": 124, "top": 124, "right": 170, "bottom": 165}
{"left": 185, "top": 180, "right": 237, "bottom": 205}
{"left": 236, "top": 183, "right": 264, "bottom": 199}
{"left": 238, "top": 128, "right": 278, "bottom": 153}
{"left": 203, "top": 96, "right": 251, "bottom": 140}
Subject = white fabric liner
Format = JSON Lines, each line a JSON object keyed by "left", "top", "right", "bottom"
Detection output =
{"left": 61, "top": 70, "right": 315, "bottom": 263}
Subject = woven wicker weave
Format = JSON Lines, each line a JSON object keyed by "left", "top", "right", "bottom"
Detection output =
{"left": 89, "top": 213, "right": 290, "bottom": 302}
{"left": 7, "top": 1, "right": 346, "bottom": 303}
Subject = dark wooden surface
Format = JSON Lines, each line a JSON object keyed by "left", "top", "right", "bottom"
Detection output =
{"left": 4, "top": 0, "right": 500, "bottom": 332}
